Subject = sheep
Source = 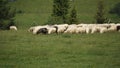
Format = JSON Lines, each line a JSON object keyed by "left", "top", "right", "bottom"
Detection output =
{"left": 91, "top": 24, "right": 108, "bottom": 34}
{"left": 29, "top": 25, "right": 57, "bottom": 34}
{"left": 9, "top": 26, "right": 17, "bottom": 31}
{"left": 76, "top": 27, "right": 86, "bottom": 34}
{"left": 99, "top": 27, "right": 108, "bottom": 33}
{"left": 36, "top": 28, "right": 48, "bottom": 34}
{"left": 107, "top": 24, "right": 117, "bottom": 32}
{"left": 116, "top": 24, "right": 120, "bottom": 32}
{"left": 98, "top": 24, "right": 110, "bottom": 28}
{"left": 46, "top": 25, "right": 57, "bottom": 34}
{"left": 77, "top": 24, "right": 86, "bottom": 27}
{"left": 91, "top": 26, "right": 99, "bottom": 34}
{"left": 85, "top": 24, "right": 93, "bottom": 34}
{"left": 54, "top": 24, "right": 68, "bottom": 34}
{"left": 28, "top": 26, "right": 35, "bottom": 32}
{"left": 64, "top": 24, "right": 77, "bottom": 34}
{"left": 32, "top": 25, "right": 47, "bottom": 34}
{"left": 29, "top": 23, "right": 120, "bottom": 35}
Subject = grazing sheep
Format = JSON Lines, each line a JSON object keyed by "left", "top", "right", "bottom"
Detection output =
{"left": 32, "top": 26, "right": 47, "bottom": 34}
{"left": 99, "top": 27, "right": 108, "bottom": 33}
{"left": 107, "top": 24, "right": 117, "bottom": 32}
{"left": 54, "top": 24, "right": 68, "bottom": 33}
{"left": 28, "top": 26, "right": 35, "bottom": 32}
{"left": 91, "top": 26, "right": 99, "bottom": 34}
{"left": 46, "top": 25, "right": 57, "bottom": 34}
{"left": 9, "top": 26, "right": 17, "bottom": 31}
{"left": 30, "top": 25, "right": 57, "bottom": 34}
{"left": 76, "top": 27, "right": 86, "bottom": 34}
{"left": 98, "top": 24, "right": 110, "bottom": 28}
{"left": 29, "top": 23, "right": 120, "bottom": 35}
{"left": 36, "top": 28, "right": 48, "bottom": 34}
{"left": 64, "top": 24, "right": 77, "bottom": 34}
{"left": 117, "top": 25, "right": 120, "bottom": 32}
{"left": 85, "top": 24, "right": 93, "bottom": 34}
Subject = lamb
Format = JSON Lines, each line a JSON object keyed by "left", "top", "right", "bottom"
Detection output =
{"left": 9, "top": 26, "right": 17, "bottom": 31}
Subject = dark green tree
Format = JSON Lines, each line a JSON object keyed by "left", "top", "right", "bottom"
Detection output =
{"left": 95, "top": 0, "right": 107, "bottom": 24}
{"left": 109, "top": 2, "right": 120, "bottom": 17}
{"left": 0, "top": 0, "right": 16, "bottom": 30}
{"left": 51, "top": 0, "right": 70, "bottom": 24}
{"left": 69, "top": 6, "right": 78, "bottom": 24}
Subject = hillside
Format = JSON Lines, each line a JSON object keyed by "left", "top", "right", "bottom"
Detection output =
{"left": 10, "top": 0, "right": 120, "bottom": 28}
{"left": 0, "top": 0, "right": 120, "bottom": 67}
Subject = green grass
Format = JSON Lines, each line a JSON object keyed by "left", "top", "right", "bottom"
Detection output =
{"left": 1, "top": 0, "right": 120, "bottom": 68}
{"left": 0, "top": 30, "right": 120, "bottom": 68}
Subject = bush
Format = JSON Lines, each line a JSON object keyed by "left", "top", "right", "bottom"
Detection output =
{"left": 0, "top": 0, "right": 16, "bottom": 30}
{"left": 95, "top": 0, "right": 107, "bottom": 24}
{"left": 50, "top": 0, "right": 70, "bottom": 24}
{"left": 69, "top": 7, "right": 78, "bottom": 24}
{"left": 109, "top": 2, "right": 120, "bottom": 17}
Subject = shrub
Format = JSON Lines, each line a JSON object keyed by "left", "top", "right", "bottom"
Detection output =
{"left": 109, "top": 2, "right": 120, "bottom": 17}
{"left": 0, "top": 0, "right": 16, "bottom": 30}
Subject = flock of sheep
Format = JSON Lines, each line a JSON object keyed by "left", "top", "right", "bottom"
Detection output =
{"left": 26, "top": 23, "right": 120, "bottom": 35}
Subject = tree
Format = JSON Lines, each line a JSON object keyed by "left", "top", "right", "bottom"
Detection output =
{"left": 50, "top": 0, "right": 70, "bottom": 24}
{"left": 69, "top": 6, "right": 78, "bottom": 24}
{"left": 109, "top": 2, "right": 120, "bottom": 17}
{"left": 0, "top": 0, "right": 16, "bottom": 30}
{"left": 95, "top": 0, "right": 107, "bottom": 24}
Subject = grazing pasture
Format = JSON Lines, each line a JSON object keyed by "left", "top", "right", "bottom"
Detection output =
{"left": 0, "top": 30, "right": 120, "bottom": 68}
{"left": 0, "top": 0, "right": 120, "bottom": 68}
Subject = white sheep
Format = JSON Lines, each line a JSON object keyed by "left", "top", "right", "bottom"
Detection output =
{"left": 99, "top": 27, "right": 108, "bottom": 33}
{"left": 91, "top": 26, "right": 99, "bottom": 34}
{"left": 28, "top": 26, "right": 35, "bottom": 32}
{"left": 64, "top": 24, "right": 77, "bottom": 34}
{"left": 46, "top": 26, "right": 57, "bottom": 34}
{"left": 32, "top": 25, "right": 47, "bottom": 34}
{"left": 9, "top": 26, "right": 17, "bottom": 31}
{"left": 76, "top": 27, "right": 86, "bottom": 34}
{"left": 54, "top": 24, "right": 68, "bottom": 33}
{"left": 85, "top": 24, "right": 93, "bottom": 34}
{"left": 107, "top": 24, "right": 117, "bottom": 32}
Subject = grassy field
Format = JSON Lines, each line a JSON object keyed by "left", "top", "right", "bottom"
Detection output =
{"left": 0, "top": 0, "right": 120, "bottom": 68}
{"left": 0, "top": 30, "right": 120, "bottom": 68}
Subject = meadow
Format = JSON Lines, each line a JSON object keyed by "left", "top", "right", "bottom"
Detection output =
{"left": 0, "top": 0, "right": 120, "bottom": 68}
{"left": 0, "top": 30, "right": 120, "bottom": 68}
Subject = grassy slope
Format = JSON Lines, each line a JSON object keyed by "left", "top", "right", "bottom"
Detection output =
{"left": 11, "top": 0, "right": 53, "bottom": 29}
{"left": 10, "top": 0, "right": 120, "bottom": 29}
{"left": 0, "top": 30, "right": 120, "bottom": 68}
{"left": 0, "top": 0, "right": 120, "bottom": 68}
